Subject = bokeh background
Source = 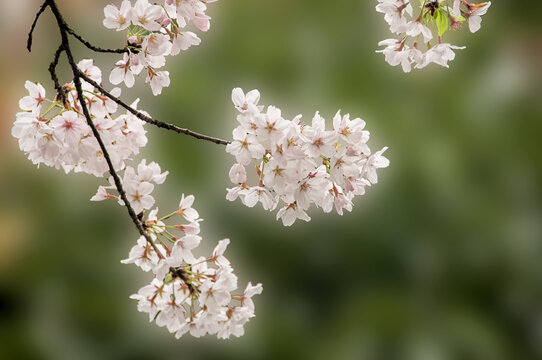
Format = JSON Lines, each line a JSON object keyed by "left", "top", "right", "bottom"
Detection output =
{"left": 1, "top": 0, "right": 541, "bottom": 359}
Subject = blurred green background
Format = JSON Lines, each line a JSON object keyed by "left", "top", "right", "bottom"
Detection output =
{"left": 1, "top": 0, "right": 541, "bottom": 359}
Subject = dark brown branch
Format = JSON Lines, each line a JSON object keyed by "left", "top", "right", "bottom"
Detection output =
{"left": 66, "top": 27, "right": 128, "bottom": 54}
{"left": 77, "top": 72, "right": 231, "bottom": 146}
{"left": 27, "top": 1, "right": 49, "bottom": 52}
{"left": 48, "top": 45, "right": 67, "bottom": 106}
{"left": 45, "top": 0, "right": 165, "bottom": 259}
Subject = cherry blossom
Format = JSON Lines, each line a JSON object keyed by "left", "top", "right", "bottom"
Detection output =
{"left": 103, "top": 0, "right": 221, "bottom": 95}
{"left": 13, "top": 61, "right": 149, "bottom": 177}
{"left": 103, "top": 0, "right": 132, "bottom": 30}
{"left": 422, "top": 42, "right": 466, "bottom": 68}
{"left": 90, "top": 159, "right": 169, "bottom": 214}
{"left": 176, "top": 194, "right": 200, "bottom": 222}
{"left": 124, "top": 197, "right": 262, "bottom": 339}
{"left": 109, "top": 53, "right": 139, "bottom": 88}
{"left": 464, "top": 1, "right": 491, "bottom": 33}
{"left": 18, "top": 80, "right": 46, "bottom": 112}
{"left": 226, "top": 88, "right": 389, "bottom": 226}
{"left": 376, "top": 0, "right": 491, "bottom": 71}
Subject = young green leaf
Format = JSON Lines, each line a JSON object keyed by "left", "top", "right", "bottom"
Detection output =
{"left": 434, "top": 9, "right": 449, "bottom": 37}
{"left": 127, "top": 25, "right": 151, "bottom": 40}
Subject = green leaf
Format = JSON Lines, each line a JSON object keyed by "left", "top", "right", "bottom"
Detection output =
{"left": 127, "top": 25, "right": 151, "bottom": 40}
{"left": 434, "top": 9, "right": 449, "bottom": 37}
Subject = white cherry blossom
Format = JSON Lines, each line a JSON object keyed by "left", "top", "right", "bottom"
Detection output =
{"left": 103, "top": 0, "right": 132, "bottom": 30}
{"left": 376, "top": 0, "right": 491, "bottom": 71}
{"left": 231, "top": 87, "right": 261, "bottom": 113}
{"left": 109, "top": 53, "right": 139, "bottom": 88}
{"left": 226, "top": 88, "right": 389, "bottom": 226}
{"left": 176, "top": 194, "right": 200, "bottom": 222}
{"left": 124, "top": 198, "right": 261, "bottom": 339}
{"left": 103, "top": 0, "right": 221, "bottom": 94}
{"left": 132, "top": 0, "right": 162, "bottom": 31}
{"left": 171, "top": 234, "right": 201, "bottom": 263}
{"left": 19, "top": 81, "right": 46, "bottom": 112}
{"left": 421, "top": 43, "right": 466, "bottom": 69}
{"left": 406, "top": 20, "right": 433, "bottom": 43}
{"left": 146, "top": 69, "right": 170, "bottom": 96}
{"left": 465, "top": 1, "right": 491, "bottom": 33}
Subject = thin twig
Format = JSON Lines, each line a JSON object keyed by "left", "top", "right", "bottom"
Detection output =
{"left": 77, "top": 72, "right": 231, "bottom": 146}
{"left": 66, "top": 27, "right": 127, "bottom": 54}
{"left": 27, "top": 1, "right": 49, "bottom": 52}
{"left": 48, "top": 45, "right": 67, "bottom": 106}
{"left": 45, "top": 0, "right": 165, "bottom": 259}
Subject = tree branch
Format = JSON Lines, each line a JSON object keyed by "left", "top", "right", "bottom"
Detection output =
{"left": 27, "top": 1, "right": 49, "bottom": 52}
{"left": 66, "top": 27, "right": 128, "bottom": 54}
{"left": 77, "top": 71, "right": 231, "bottom": 146}
{"left": 45, "top": 0, "right": 165, "bottom": 259}
{"left": 48, "top": 45, "right": 67, "bottom": 106}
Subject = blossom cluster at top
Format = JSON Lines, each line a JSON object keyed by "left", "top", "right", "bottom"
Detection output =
{"left": 226, "top": 88, "right": 389, "bottom": 226}
{"left": 122, "top": 195, "right": 262, "bottom": 339}
{"left": 103, "top": 0, "right": 219, "bottom": 95}
{"left": 376, "top": 0, "right": 491, "bottom": 72}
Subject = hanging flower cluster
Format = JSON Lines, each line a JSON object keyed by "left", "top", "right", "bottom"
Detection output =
{"left": 123, "top": 195, "right": 263, "bottom": 339}
{"left": 12, "top": 60, "right": 148, "bottom": 177}
{"left": 104, "top": 0, "right": 219, "bottom": 95}
{"left": 226, "top": 88, "right": 390, "bottom": 226}
{"left": 376, "top": 0, "right": 491, "bottom": 72}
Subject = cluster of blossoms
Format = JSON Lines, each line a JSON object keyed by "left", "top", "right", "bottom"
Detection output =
{"left": 376, "top": 0, "right": 491, "bottom": 72}
{"left": 103, "top": 0, "right": 219, "bottom": 95}
{"left": 12, "top": 59, "right": 168, "bottom": 215}
{"left": 13, "top": 60, "right": 147, "bottom": 177}
{"left": 122, "top": 195, "right": 262, "bottom": 338}
{"left": 226, "top": 88, "right": 390, "bottom": 226}
{"left": 91, "top": 159, "right": 168, "bottom": 214}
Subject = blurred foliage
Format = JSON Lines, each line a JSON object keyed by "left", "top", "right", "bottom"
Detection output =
{"left": 1, "top": 0, "right": 541, "bottom": 359}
